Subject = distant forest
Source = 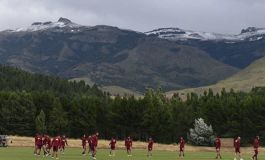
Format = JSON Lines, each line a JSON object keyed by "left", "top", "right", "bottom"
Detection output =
{"left": 0, "top": 65, "right": 265, "bottom": 145}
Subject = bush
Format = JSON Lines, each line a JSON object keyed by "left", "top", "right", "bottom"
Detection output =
{"left": 188, "top": 118, "right": 215, "bottom": 146}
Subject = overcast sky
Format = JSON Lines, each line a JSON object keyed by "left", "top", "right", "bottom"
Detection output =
{"left": 1, "top": 0, "right": 265, "bottom": 34}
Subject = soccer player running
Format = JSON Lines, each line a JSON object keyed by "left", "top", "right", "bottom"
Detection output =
{"left": 109, "top": 137, "right": 117, "bottom": 156}
{"left": 60, "top": 135, "right": 68, "bottom": 154}
{"left": 43, "top": 135, "right": 52, "bottom": 156}
{"left": 35, "top": 134, "right": 43, "bottom": 156}
{"left": 252, "top": 136, "right": 259, "bottom": 160}
{"left": 215, "top": 136, "right": 222, "bottom": 159}
{"left": 147, "top": 137, "right": 154, "bottom": 157}
{"left": 90, "top": 132, "right": 99, "bottom": 159}
{"left": 234, "top": 136, "right": 242, "bottom": 160}
{"left": 34, "top": 134, "right": 40, "bottom": 155}
{"left": 179, "top": 137, "right": 185, "bottom": 157}
{"left": 52, "top": 135, "right": 61, "bottom": 159}
{"left": 81, "top": 134, "right": 87, "bottom": 155}
{"left": 89, "top": 136, "right": 96, "bottom": 160}
{"left": 125, "top": 136, "right": 133, "bottom": 156}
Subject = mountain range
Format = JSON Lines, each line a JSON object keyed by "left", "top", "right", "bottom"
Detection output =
{"left": 0, "top": 18, "right": 265, "bottom": 94}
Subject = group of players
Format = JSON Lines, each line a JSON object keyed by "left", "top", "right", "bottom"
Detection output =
{"left": 34, "top": 134, "right": 68, "bottom": 159}
{"left": 34, "top": 133, "right": 260, "bottom": 160}
{"left": 214, "top": 136, "right": 260, "bottom": 160}
{"left": 81, "top": 132, "right": 99, "bottom": 159}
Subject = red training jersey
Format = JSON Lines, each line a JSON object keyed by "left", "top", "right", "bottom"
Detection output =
{"left": 253, "top": 138, "right": 259, "bottom": 148}
{"left": 61, "top": 138, "right": 68, "bottom": 146}
{"left": 234, "top": 139, "right": 240, "bottom": 149}
{"left": 43, "top": 136, "right": 51, "bottom": 145}
{"left": 52, "top": 137, "right": 61, "bottom": 147}
{"left": 215, "top": 138, "right": 221, "bottom": 148}
{"left": 88, "top": 137, "right": 94, "bottom": 148}
{"left": 148, "top": 140, "right": 154, "bottom": 148}
{"left": 81, "top": 136, "right": 87, "bottom": 146}
{"left": 110, "top": 138, "right": 116, "bottom": 148}
{"left": 35, "top": 135, "right": 43, "bottom": 146}
{"left": 180, "top": 139, "right": 185, "bottom": 148}
{"left": 92, "top": 135, "right": 98, "bottom": 147}
{"left": 125, "top": 138, "right": 132, "bottom": 147}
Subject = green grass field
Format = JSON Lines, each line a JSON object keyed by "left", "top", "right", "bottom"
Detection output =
{"left": 0, "top": 147, "right": 264, "bottom": 160}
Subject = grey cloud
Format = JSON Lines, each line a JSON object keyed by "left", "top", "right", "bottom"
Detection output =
{"left": 0, "top": 0, "right": 265, "bottom": 34}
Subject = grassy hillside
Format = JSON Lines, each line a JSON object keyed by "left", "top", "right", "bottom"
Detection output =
{"left": 166, "top": 56, "right": 265, "bottom": 97}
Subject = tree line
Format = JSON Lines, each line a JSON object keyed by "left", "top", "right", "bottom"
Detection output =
{"left": 0, "top": 65, "right": 265, "bottom": 145}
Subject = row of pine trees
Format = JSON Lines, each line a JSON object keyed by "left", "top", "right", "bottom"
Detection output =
{"left": 0, "top": 65, "right": 265, "bottom": 145}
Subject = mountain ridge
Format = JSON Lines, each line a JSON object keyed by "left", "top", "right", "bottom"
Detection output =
{"left": 2, "top": 18, "right": 265, "bottom": 93}
{"left": 145, "top": 27, "right": 265, "bottom": 42}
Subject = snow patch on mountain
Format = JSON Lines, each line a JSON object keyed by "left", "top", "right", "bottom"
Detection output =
{"left": 145, "top": 27, "right": 265, "bottom": 42}
{"left": 10, "top": 17, "right": 83, "bottom": 32}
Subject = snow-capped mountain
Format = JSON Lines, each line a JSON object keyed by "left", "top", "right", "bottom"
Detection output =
{"left": 9, "top": 17, "right": 84, "bottom": 32}
{"left": 145, "top": 27, "right": 265, "bottom": 42}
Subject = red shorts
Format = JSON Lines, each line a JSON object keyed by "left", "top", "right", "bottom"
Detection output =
{"left": 126, "top": 147, "right": 131, "bottom": 151}
{"left": 216, "top": 147, "right": 220, "bottom": 151}
{"left": 53, "top": 146, "right": 59, "bottom": 152}
{"left": 235, "top": 148, "right": 240, "bottom": 153}
{"left": 148, "top": 147, "right": 152, "bottom": 151}
{"left": 90, "top": 146, "right": 95, "bottom": 152}
{"left": 111, "top": 146, "right": 115, "bottom": 150}
{"left": 37, "top": 144, "right": 42, "bottom": 149}
{"left": 180, "top": 147, "right": 184, "bottom": 152}
{"left": 254, "top": 148, "right": 258, "bottom": 155}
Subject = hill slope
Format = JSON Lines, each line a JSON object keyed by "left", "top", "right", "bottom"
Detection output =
{"left": 166, "top": 56, "right": 265, "bottom": 97}
{"left": 0, "top": 18, "right": 238, "bottom": 92}
{"left": 146, "top": 27, "right": 265, "bottom": 68}
{"left": 0, "top": 65, "right": 103, "bottom": 96}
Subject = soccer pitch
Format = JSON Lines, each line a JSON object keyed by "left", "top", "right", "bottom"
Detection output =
{"left": 0, "top": 147, "right": 264, "bottom": 160}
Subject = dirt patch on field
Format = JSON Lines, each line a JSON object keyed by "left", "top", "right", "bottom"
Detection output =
{"left": 7, "top": 136, "right": 265, "bottom": 153}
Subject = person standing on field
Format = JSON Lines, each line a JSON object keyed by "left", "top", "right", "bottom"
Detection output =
{"left": 81, "top": 134, "right": 87, "bottom": 155}
{"left": 60, "top": 135, "right": 68, "bottom": 154}
{"left": 125, "top": 136, "right": 133, "bottom": 156}
{"left": 109, "top": 137, "right": 116, "bottom": 156}
{"left": 147, "top": 137, "right": 154, "bottom": 157}
{"left": 35, "top": 134, "right": 43, "bottom": 156}
{"left": 52, "top": 135, "right": 61, "bottom": 159}
{"left": 252, "top": 136, "right": 259, "bottom": 160}
{"left": 215, "top": 136, "right": 222, "bottom": 159}
{"left": 90, "top": 132, "right": 99, "bottom": 159}
{"left": 179, "top": 137, "right": 185, "bottom": 157}
{"left": 234, "top": 136, "right": 242, "bottom": 160}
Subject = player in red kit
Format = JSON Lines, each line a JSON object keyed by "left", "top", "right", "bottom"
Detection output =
{"left": 252, "top": 136, "right": 259, "bottom": 160}
{"left": 60, "top": 135, "right": 68, "bottom": 154}
{"left": 109, "top": 137, "right": 116, "bottom": 156}
{"left": 88, "top": 135, "right": 96, "bottom": 160}
{"left": 81, "top": 134, "right": 87, "bottom": 155}
{"left": 52, "top": 136, "right": 61, "bottom": 159}
{"left": 215, "top": 136, "right": 222, "bottom": 159}
{"left": 43, "top": 135, "right": 52, "bottom": 156}
{"left": 93, "top": 132, "right": 99, "bottom": 148}
{"left": 35, "top": 134, "right": 43, "bottom": 156}
{"left": 234, "top": 136, "right": 242, "bottom": 160}
{"left": 34, "top": 134, "right": 40, "bottom": 155}
{"left": 179, "top": 137, "right": 185, "bottom": 157}
{"left": 147, "top": 137, "right": 154, "bottom": 157}
{"left": 125, "top": 136, "right": 133, "bottom": 156}
{"left": 88, "top": 135, "right": 92, "bottom": 155}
